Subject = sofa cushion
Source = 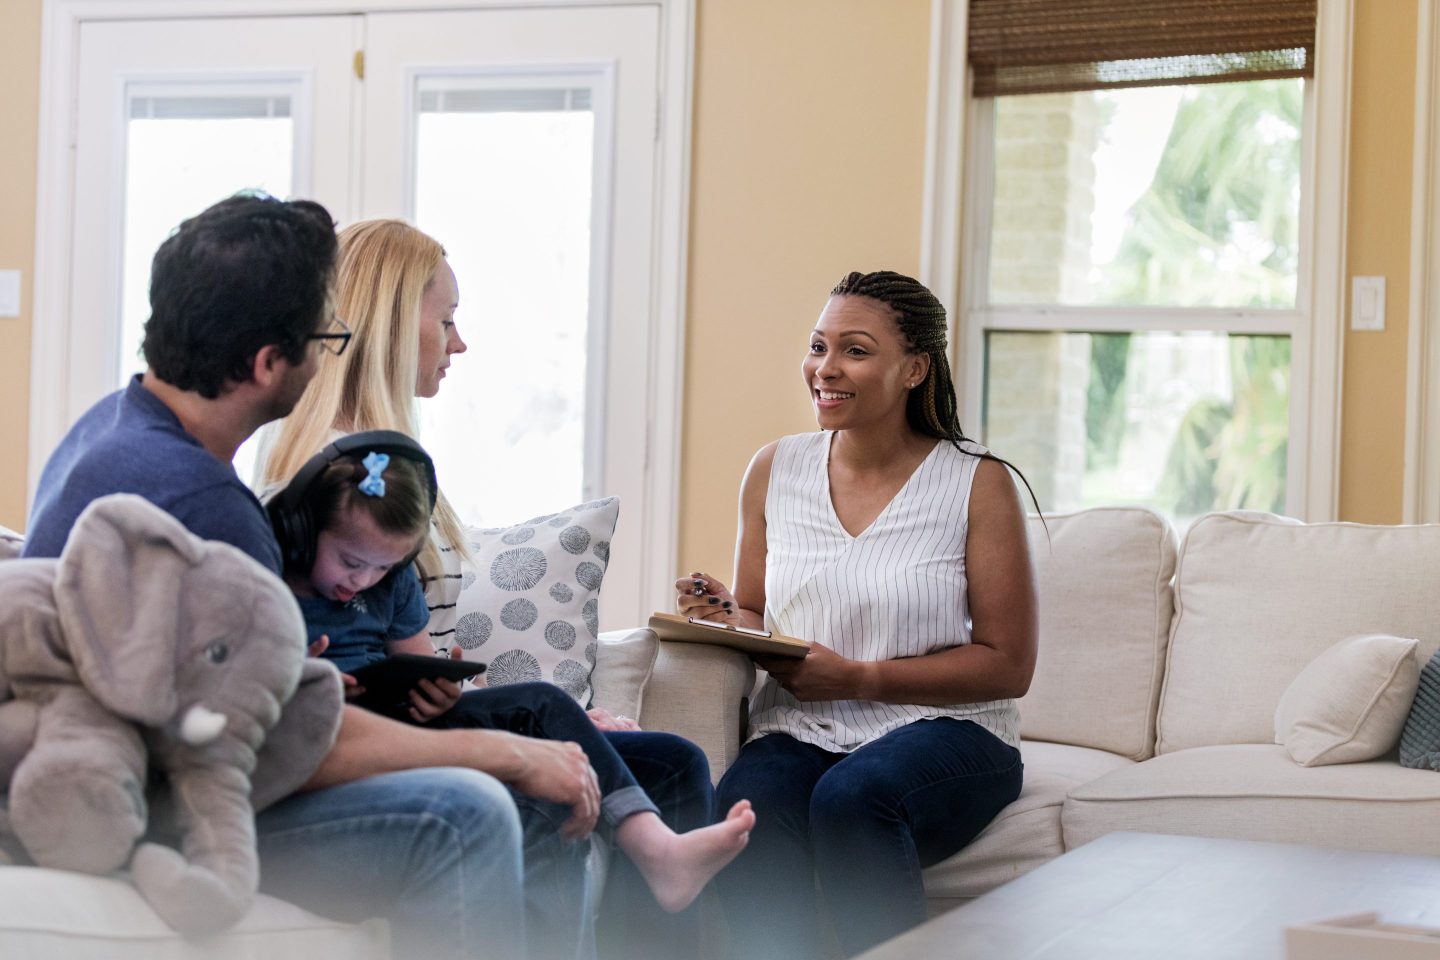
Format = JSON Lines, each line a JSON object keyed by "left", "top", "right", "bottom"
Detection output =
{"left": 590, "top": 627, "right": 660, "bottom": 721}
{"left": 1020, "top": 508, "right": 1175, "bottom": 760}
{"left": 1061, "top": 743, "right": 1440, "bottom": 856}
{"left": 0, "top": 527, "right": 22, "bottom": 560}
{"left": 1274, "top": 634, "right": 1420, "bottom": 766}
{"left": 1157, "top": 513, "right": 1440, "bottom": 755}
{"left": 922, "top": 740, "right": 1134, "bottom": 900}
{"left": 1400, "top": 648, "right": 1440, "bottom": 771}
{"left": 0, "top": 866, "right": 387, "bottom": 959}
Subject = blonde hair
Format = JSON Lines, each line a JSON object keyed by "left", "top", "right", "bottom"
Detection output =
{"left": 261, "top": 219, "right": 469, "bottom": 578}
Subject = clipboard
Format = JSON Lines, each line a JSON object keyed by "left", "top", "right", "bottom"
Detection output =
{"left": 648, "top": 612, "right": 809, "bottom": 658}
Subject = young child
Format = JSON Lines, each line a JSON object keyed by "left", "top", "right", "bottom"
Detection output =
{"left": 274, "top": 445, "right": 755, "bottom": 913}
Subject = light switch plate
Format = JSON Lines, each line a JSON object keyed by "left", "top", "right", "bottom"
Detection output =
{"left": 1351, "top": 276, "right": 1385, "bottom": 331}
{"left": 0, "top": 270, "right": 19, "bottom": 318}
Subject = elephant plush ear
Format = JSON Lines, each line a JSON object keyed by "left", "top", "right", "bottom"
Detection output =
{"left": 250, "top": 658, "right": 343, "bottom": 811}
{"left": 53, "top": 495, "right": 205, "bottom": 725}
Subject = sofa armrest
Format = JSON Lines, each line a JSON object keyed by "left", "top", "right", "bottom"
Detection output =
{"left": 0, "top": 527, "right": 22, "bottom": 561}
{"left": 645, "top": 641, "right": 754, "bottom": 783}
{"left": 593, "top": 628, "right": 753, "bottom": 782}
{"left": 627, "top": 634, "right": 754, "bottom": 783}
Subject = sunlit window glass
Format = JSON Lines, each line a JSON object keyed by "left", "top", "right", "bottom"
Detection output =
{"left": 989, "top": 80, "right": 1301, "bottom": 309}
{"left": 122, "top": 90, "right": 295, "bottom": 488}
{"left": 984, "top": 331, "right": 1290, "bottom": 524}
{"left": 121, "top": 93, "right": 294, "bottom": 381}
{"left": 413, "top": 82, "right": 595, "bottom": 528}
{"left": 981, "top": 79, "right": 1301, "bottom": 521}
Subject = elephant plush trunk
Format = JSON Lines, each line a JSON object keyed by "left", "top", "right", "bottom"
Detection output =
{"left": 130, "top": 750, "right": 260, "bottom": 934}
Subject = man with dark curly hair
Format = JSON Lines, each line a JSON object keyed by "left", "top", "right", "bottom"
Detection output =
{"left": 26, "top": 193, "right": 339, "bottom": 564}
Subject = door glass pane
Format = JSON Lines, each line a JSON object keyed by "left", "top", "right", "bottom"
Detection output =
{"left": 988, "top": 79, "right": 1303, "bottom": 308}
{"left": 413, "top": 79, "right": 595, "bottom": 528}
{"left": 122, "top": 89, "right": 295, "bottom": 488}
{"left": 121, "top": 91, "right": 295, "bottom": 382}
{"left": 982, "top": 331, "right": 1290, "bottom": 525}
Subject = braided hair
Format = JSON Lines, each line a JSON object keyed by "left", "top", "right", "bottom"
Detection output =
{"left": 829, "top": 270, "right": 1042, "bottom": 515}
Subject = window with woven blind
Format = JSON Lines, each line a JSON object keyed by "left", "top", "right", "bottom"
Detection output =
{"left": 968, "top": 0, "right": 1316, "bottom": 96}
{"left": 960, "top": 0, "right": 1323, "bottom": 527}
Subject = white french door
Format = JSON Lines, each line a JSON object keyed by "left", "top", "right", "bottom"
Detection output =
{"left": 54, "top": 2, "right": 682, "bottom": 629}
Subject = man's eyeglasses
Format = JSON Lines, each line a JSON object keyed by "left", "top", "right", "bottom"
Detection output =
{"left": 309, "top": 317, "right": 353, "bottom": 357}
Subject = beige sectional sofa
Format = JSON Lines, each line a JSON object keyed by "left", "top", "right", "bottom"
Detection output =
{"left": 634, "top": 507, "right": 1440, "bottom": 915}
{"left": 3, "top": 507, "right": 1439, "bottom": 954}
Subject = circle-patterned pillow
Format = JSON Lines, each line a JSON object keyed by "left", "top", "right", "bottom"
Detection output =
{"left": 447, "top": 497, "right": 619, "bottom": 706}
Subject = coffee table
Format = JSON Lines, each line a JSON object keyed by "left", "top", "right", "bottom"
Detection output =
{"left": 856, "top": 832, "right": 1440, "bottom": 959}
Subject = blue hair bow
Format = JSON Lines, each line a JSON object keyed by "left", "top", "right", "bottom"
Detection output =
{"left": 358, "top": 451, "right": 389, "bottom": 498}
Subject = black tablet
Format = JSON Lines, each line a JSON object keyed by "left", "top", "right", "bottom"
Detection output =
{"left": 349, "top": 654, "right": 486, "bottom": 713}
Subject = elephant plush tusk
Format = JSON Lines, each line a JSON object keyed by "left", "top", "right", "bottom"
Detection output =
{"left": 179, "top": 705, "right": 227, "bottom": 746}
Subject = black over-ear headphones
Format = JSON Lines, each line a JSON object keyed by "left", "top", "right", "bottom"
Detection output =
{"left": 268, "top": 429, "right": 439, "bottom": 577}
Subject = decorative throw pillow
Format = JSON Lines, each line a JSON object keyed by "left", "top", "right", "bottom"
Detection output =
{"left": 1399, "top": 649, "right": 1440, "bottom": 772}
{"left": 0, "top": 526, "right": 23, "bottom": 560}
{"left": 449, "top": 497, "right": 619, "bottom": 706}
{"left": 1273, "top": 633, "right": 1420, "bottom": 767}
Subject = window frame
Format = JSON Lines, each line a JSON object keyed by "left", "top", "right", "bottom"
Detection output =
{"left": 920, "top": 0, "right": 1353, "bottom": 522}
{"left": 1406, "top": 0, "right": 1440, "bottom": 523}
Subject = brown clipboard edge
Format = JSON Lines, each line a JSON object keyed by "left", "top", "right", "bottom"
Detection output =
{"left": 647, "top": 612, "right": 809, "bottom": 658}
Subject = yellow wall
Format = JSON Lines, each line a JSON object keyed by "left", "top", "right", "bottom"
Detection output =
{"left": 680, "top": 0, "right": 932, "bottom": 579}
{"left": 0, "top": 0, "right": 40, "bottom": 532}
{"left": 0, "top": 0, "right": 1423, "bottom": 551}
{"left": 1340, "top": 0, "right": 1417, "bottom": 523}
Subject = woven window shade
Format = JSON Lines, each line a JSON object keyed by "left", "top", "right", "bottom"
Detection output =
{"left": 969, "top": 0, "right": 1316, "bottom": 97}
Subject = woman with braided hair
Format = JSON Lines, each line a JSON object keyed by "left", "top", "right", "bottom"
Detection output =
{"left": 674, "top": 270, "right": 1037, "bottom": 959}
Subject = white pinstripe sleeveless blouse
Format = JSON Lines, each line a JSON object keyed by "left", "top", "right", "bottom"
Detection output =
{"left": 749, "top": 431, "right": 1021, "bottom": 752}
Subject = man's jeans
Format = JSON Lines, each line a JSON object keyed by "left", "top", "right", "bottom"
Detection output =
{"left": 255, "top": 767, "right": 594, "bottom": 960}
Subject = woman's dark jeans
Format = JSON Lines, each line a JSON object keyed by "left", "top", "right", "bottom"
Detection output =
{"left": 714, "top": 718, "right": 1023, "bottom": 959}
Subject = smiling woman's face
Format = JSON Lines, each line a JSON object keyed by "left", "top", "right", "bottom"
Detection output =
{"left": 415, "top": 260, "right": 465, "bottom": 398}
{"left": 802, "top": 295, "right": 928, "bottom": 432}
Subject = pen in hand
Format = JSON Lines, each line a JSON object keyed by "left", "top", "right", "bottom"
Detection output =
{"left": 686, "top": 572, "right": 734, "bottom": 614}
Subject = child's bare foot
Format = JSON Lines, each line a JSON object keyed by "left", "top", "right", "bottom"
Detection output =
{"left": 619, "top": 800, "right": 755, "bottom": 912}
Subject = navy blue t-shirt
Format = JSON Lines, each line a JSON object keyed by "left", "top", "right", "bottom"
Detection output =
{"left": 23, "top": 376, "right": 282, "bottom": 575}
{"left": 298, "top": 567, "right": 430, "bottom": 674}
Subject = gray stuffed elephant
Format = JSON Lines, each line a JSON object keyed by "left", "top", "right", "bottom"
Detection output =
{"left": 0, "top": 494, "right": 343, "bottom": 934}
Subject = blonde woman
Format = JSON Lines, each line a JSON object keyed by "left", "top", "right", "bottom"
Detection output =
{"left": 261, "top": 220, "right": 737, "bottom": 960}
{"left": 261, "top": 218, "right": 466, "bottom": 589}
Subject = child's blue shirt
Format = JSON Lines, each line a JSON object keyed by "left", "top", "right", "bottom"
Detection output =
{"left": 299, "top": 566, "right": 430, "bottom": 674}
